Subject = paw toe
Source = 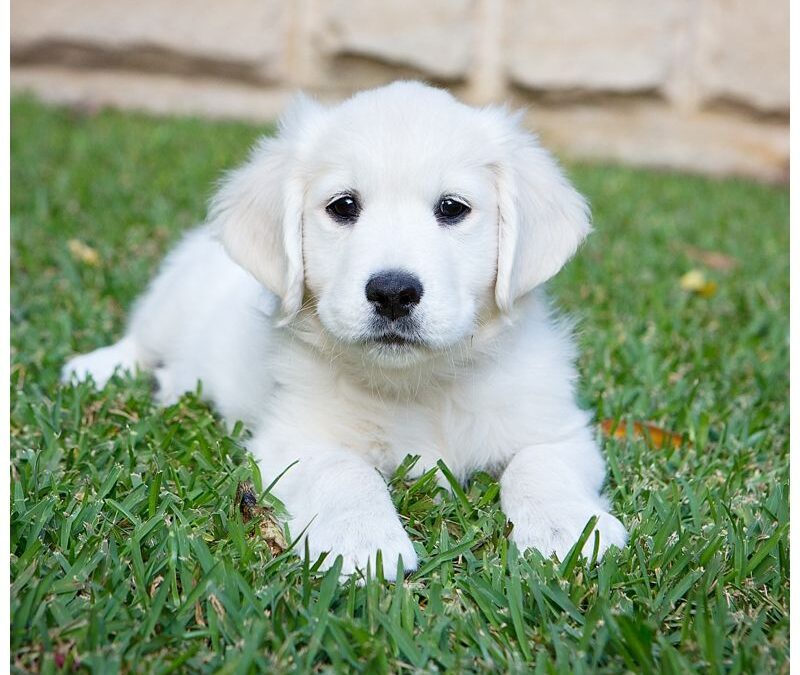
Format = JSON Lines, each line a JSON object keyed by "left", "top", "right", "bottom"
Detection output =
{"left": 510, "top": 503, "right": 627, "bottom": 561}
{"left": 301, "top": 516, "right": 418, "bottom": 582}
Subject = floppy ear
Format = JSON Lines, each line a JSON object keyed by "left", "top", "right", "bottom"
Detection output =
{"left": 493, "top": 115, "right": 592, "bottom": 313}
{"left": 209, "top": 95, "right": 324, "bottom": 319}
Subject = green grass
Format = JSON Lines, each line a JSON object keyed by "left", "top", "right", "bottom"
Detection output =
{"left": 11, "top": 95, "right": 789, "bottom": 673}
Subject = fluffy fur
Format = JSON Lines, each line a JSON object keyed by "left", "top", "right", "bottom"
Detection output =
{"left": 63, "top": 82, "right": 627, "bottom": 579}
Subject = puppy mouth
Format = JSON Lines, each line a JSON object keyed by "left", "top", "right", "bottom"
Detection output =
{"left": 364, "top": 319, "right": 423, "bottom": 348}
{"left": 373, "top": 332, "right": 418, "bottom": 347}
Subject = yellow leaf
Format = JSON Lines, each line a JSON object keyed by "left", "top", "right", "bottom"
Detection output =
{"left": 680, "top": 269, "right": 717, "bottom": 297}
{"left": 67, "top": 239, "right": 100, "bottom": 266}
{"left": 697, "top": 280, "right": 717, "bottom": 298}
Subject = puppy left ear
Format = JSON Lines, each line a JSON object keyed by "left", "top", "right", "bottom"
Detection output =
{"left": 492, "top": 115, "right": 592, "bottom": 313}
{"left": 209, "top": 94, "right": 325, "bottom": 319}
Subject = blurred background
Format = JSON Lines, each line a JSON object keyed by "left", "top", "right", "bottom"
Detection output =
{"left": 11, "top": 0, "right": 788, "bottom": 182}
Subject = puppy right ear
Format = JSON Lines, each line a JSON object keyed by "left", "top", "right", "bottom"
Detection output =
{"left": 489, "top": 109, "right": 592, "bottom": 314}
{"left": 209, "top": 95, "right": 324, "bottom": 319}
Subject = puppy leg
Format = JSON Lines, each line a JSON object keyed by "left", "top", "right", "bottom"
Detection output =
{"left": 61, "top": 228, "right": 228, "bottom": 390}
{"left": 256, "top": 440, "right": 418, "bottom": 580}
{"left": 61, "top": 335, "right": 142, "bottom": 388}
{"left": 500, "top": 439, "right": 627, "bottom": 560}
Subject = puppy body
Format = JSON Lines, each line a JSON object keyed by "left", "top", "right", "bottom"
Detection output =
{"left": 64, "top": 82, "right": 626, "bottom": 578}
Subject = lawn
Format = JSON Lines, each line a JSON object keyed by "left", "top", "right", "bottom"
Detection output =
{"left": 10, "top": 96, "right": 789, "bottom": 673}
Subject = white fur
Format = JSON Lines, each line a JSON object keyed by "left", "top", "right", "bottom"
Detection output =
{"left": 62, "top": 82, "right": 626, "bottom": 579}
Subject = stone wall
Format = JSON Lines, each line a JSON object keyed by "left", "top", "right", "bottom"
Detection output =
{"left": 11, "top": 0, "right": 789, "bottom": 181}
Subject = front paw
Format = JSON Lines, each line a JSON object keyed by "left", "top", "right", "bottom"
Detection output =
{"left": 299, "top": 511, "right": 418, "bottom": 581}
{"left": 61, "top": 339, "right": 138, "bottom": 388}
{"left": 508, "top": 501, "right": 627, "bottom": 560}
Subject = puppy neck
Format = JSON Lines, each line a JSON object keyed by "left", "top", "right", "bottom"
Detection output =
{"left": 280, "top": 298, "right": 532, "bottom": 400}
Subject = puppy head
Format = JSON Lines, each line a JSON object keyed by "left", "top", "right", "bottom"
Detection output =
{"left": 212, "top": 82, "right": 590, "bottom": 365}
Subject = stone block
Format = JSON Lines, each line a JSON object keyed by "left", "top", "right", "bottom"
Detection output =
{"left": 694, "top": 0, "right": 788, "bottom": 112}
{"left": 11, "top": 0, "right": 289, "bottom": 81}
{"left": 527, "top": 100, "right": 788, "bottom": 182}
{"left": 508, "top": 0, "right": 685, "bottom": 92}
{"left": 319, "top": 0, "right": 474, "bottom": 80}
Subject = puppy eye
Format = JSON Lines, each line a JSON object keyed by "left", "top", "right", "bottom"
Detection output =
{"left": 326, "top": 193, "right": 361, "bottom": 224}
{"left": 435, "top": 196, "right": 471, "bottom": 225}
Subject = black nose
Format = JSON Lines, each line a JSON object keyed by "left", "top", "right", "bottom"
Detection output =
{"left": 365, "top": 270, "right": 424, "bottom": 320}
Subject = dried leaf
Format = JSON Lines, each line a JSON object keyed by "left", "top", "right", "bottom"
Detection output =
{"left": 680, "top": 269, "right": 717, "bottom": 298}
{"left": 149, "top": 575, "right": 164, "bottom": 598}
{"left": 209, "top": 593, "right": 225, "bottom": 620}
{"left": 235, "top": 481, "right": 258, "bottom": 521}
{"left": 235, "top": 481, "right": 287, "bottom": 555}
{"left": 668, "top": 364, "right": 690, "bottom": 384}
{"left": 600, "top": 419, "right": 686, "bottom": 449}
{"left": 683, "top": 245, "right": 739, "bottom": 271}
{"left": 67, "top": 239, "right": 100, "bottom": 266}
{"left": 195, "top": 600, "right": 206, "bottom": 627}
{"left": 258, "top": 518, "right": 288, "bottom": 556}
{"left": 53, "top": 641, "right": 78, "bottom": 671}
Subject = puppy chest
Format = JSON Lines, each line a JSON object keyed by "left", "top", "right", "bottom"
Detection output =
{"left": 283, "top": 375, "right": 520, "bottom": 478}
{"left": 335, "top": 409, "right": 438, "bottom": 476}
{"left": 337, "top": 399, "right": 510, "bottom": 481}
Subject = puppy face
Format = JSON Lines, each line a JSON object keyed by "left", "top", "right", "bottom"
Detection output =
{"left": 302, "top": 92, "right": 499, "bottom": 364}
{"left": 213, "top": 82, "right": 592, "bottom": 367}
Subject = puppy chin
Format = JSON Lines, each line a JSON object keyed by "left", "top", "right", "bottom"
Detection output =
{"left": 360, "top": 339, "right": 431, "bottom": 368}
{"left": 313, "top": 309, "right": 480, "bottom": 370}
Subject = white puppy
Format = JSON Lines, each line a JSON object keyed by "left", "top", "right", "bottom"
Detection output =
{"left": 63, "top": 82, "right": 627, "bottom": 579}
